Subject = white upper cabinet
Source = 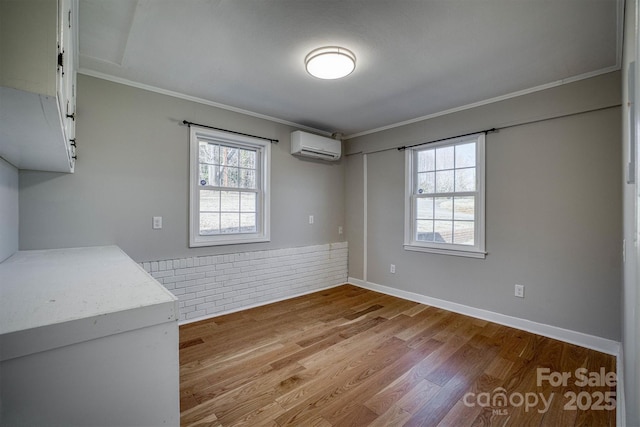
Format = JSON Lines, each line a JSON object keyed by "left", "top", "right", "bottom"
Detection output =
{"left": 0, "top": 0, "right": 77, "bottom": 173}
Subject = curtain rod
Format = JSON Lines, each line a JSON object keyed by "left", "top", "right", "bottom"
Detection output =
{"left": 397, "top": 128, "right": 496, "bottom": 151}
{"left": 182, "top": 120, "right": 279, "bottom": 143}
{"left": 346, "top": 104, "right": 621, "bottom": 157}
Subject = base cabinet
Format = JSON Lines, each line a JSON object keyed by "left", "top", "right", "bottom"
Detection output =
{"left": 1, "top": 323, "right": 180, "bottom": 426}
{"left": 0, "top": 246, "right": 180, "bottom": 426}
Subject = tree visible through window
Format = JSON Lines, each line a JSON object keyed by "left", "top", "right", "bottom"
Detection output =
{"left": 404, "top": 133, "right": 485, "bottom": 258}
{"left": 189, "top": 126, "right": 270, "bottom": 247}
{"left": 198, "top": 143, "right": 258, "bottom": 235}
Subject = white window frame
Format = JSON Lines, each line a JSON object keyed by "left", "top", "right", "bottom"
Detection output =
{"left": 404, "top": 133, "right": 486, "bottom": 259}
{"left": 189, "top": 125, "right": 271, "bottom": 247}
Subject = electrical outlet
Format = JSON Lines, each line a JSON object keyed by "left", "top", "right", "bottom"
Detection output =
{"left": 514, "top": 284, "right": 524, "bottom": 298}
{"left": 338, "top": 226, "right": 343, "bottom": 235}
{"left": 309, "top": 215, "right": 314, "bottom": 224}
{"left": 390, "top": 264, "right": 396, "bottom": 274}
{"left": 152, "top": 216, "right": 162, "bottom": 230}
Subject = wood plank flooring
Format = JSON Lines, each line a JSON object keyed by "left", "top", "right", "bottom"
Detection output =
{"left": 179, "top": 285, "right": 616, "bottom": 426}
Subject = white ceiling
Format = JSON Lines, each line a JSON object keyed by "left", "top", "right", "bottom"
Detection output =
{"left": 79, "top": 0, "right": 622, "bottom": 138}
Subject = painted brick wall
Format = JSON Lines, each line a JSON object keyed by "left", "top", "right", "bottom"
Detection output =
{"left": 141, "top": 242, "right": 348, "bottom": 322}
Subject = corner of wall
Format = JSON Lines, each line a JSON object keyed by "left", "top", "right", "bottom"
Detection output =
{"left": 0, "top": 157, "right": 19, "bottom": 262}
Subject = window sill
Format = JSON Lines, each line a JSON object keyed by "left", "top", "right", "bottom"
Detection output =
{"left": 190, "top": 236, "right": 270, "bottom": 248}
{"left": 403, "top": 244, "right": 486, "bottom": 259}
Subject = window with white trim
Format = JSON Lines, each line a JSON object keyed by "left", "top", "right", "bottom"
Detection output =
{"left": 404, "top": 133, "right": 486, "bottom": 258}
{"left": 189, "top": 126, "right": 270, "bottom": 247}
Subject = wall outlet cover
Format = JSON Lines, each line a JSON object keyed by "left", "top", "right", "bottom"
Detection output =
{"left": 514, "top": 284, "right": 524, "bottom": 298}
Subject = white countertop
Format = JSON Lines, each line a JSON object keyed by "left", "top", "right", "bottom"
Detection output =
{"left": 0, "top": 246, "right": 178, "bottom": 361}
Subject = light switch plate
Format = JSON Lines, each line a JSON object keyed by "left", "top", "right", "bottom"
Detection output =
{"left": 153, "top": 216, "right": 162, "bottom": 229}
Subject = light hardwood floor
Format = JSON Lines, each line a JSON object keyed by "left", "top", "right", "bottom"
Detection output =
{"left": 179, "top": 285, "right": 616, "bottom": 426}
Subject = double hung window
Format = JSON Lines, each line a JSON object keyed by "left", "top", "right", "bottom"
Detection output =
{"left": 404, "top": 133, "right": 486, "bottom": 258}
{"left": 189, "top": 126, "right": 270, "bottom": 247}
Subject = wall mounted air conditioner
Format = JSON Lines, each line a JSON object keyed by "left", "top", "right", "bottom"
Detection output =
{"left": 290, "top": 130, "right": 341, "bottom": 161}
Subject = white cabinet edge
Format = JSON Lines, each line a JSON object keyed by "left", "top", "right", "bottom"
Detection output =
{"left": 0, "top": 246, "right": 179, "bottom": 362}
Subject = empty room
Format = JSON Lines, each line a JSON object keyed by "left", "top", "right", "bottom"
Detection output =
{"left": 1, "top": 0, "right": 638, "bottom": 426}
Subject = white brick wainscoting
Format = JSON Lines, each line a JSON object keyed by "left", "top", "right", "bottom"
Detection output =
{"left": 141, "top": 242, "right": 348, "bottom": 322}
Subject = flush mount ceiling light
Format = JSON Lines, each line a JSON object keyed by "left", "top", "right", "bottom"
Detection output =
{"left": 305, "top": 46, "right": 356, "bottom": 80}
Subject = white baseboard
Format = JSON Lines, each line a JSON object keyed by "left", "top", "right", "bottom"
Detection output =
{"left": 348, "top": 277, "right": 620, "bottom": 356}
{"left": 178, "top": 282, "right": 345, "bottom": 326}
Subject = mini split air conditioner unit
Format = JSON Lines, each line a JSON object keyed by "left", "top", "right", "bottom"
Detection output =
{"left": 290, "top": 130, "right": 341, "bottom": 161}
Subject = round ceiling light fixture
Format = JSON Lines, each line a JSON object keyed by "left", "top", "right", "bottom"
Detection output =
{"left": 305, "top": 46, "right": 356, "bottom": 80}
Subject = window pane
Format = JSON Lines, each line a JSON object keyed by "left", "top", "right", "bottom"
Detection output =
{"left": 416, "top": 220, "right": 434, "bottom": 242}
{"left": 240, "top": 213, "right": 257, "bottom": 233}
{"left": 435, "top": 170, "right": 454, "bottom": 193}
{"left": 453, "top": 221, "right": 475, "bottom": 245}
{"left": 199, "top": 142, "right": 207, "bottom": 163}
{"left": 211, "top": 166, "right": 221, "bottom": 186}
{"left": 436, "top": 146, "right": 454, "bottom": 170}
{"left": 220, "top": 213, "right": 239, "bottom": 233}
{"left": 200, "top": 213, "right": 219, "bottom": 235}
{"left": 417, "top": 149, "right": 435, "bottom": 172}
{"left": 434, "top": 220, "right": 453, "bottom": 243}
{"left": 200, "top": 190, "right": 220, "bottom": 211}
{"left": 199, "top": 164, "right": 216, "bottom": 186}
{"left": 434, "top": 197, "right": 453, "bottom": 219}
{"left": 220, "top": 191, "right": 240, "bottom": 212}
{"left": 239, "top": 169, "right": 256, "bottom": 189}
{"left": 417, "top": 172, "right": 435, "bottom": 194}
{"left": 416, "top": 197, "right": 433, "bottom": 219}
{"left": 239, "top": 149, "right": 256, "bottom": 169}
{"left": 219, "top": 167, "right": 239, "bottom": 188}
{"left": 220, "top": 146, "right": 239, "bottom": 167}
{"left": 453, "top": 196, "right": 475, "bottom": 220}
{"left": 199, "top": 142, "right": 219, "bottom": 164}
{"left": 455, "top": 143, "right": 475, "bottom": 168}
{"left": 240, "top": 192, "right": 256, "bottom": 212}
{"left": 455, "top": 168, "right": 475, "bottom": 192}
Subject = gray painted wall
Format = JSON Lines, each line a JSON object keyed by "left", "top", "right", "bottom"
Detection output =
{"left": 346, "top": 72, "right": 622, "bottom": 341}
{"left": 622, "top": 0, "right": 639, "bottom": 423}
{"left": 0, "top": 157, "right": 18, "bottom": 262}
{"left": 19, "top": 75, "right": 345, "bottom": 262}
{"left": 345, "top": 153, "right": 364, "bottom": 278}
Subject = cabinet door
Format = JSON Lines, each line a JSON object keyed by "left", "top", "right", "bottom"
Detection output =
{"left": 58, "top": 0, "right": 74, "bottom": 114}
{"left": 58, "top": 0, "right": 76, "bottom": 171}
{"left": 57, "top": 0, "right": 67, "bottom": 108}
{"left": 67, "top": 71, "right": 77, "bottom": 170}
